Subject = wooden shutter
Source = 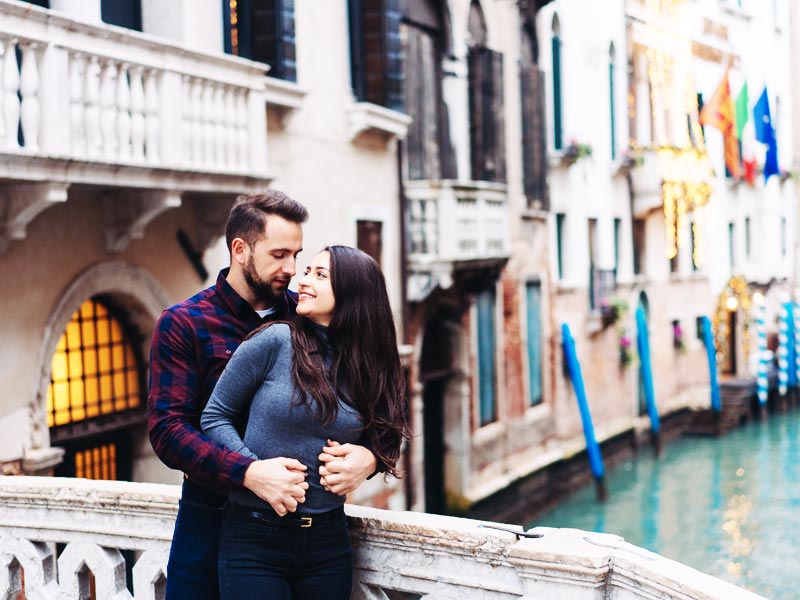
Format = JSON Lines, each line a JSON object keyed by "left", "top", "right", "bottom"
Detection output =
{"left": 251, "top": 0, "right": 297, "bottom": 82}
{"left": 357, "top": 220, "right": 383, "bottom": 267}
{"left": 520, "top": 65, "right": 549, "bottom": 208}
{"left": 351, "top": 0, "right": 404, "bottom": 111}
{"left": 403, "top": 23, "right": 441, "bottom": 180}
{"left": 468, "top": 47, "right": 506, "bottom": 183}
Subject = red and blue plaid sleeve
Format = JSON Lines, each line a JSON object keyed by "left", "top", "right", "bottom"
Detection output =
{"left": 147, "top": 308, "right": 253, "bottom": 490}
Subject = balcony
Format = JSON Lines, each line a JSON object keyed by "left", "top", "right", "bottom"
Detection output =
{"left": 406, "top": 180, "right": 510, "bottom": 301}
{"left": 629, "top": 149, "right": 663, "bottom": 217}
{"left": 0, "top": 476, "right": 763, "bottom": 599}
{"left": 0, "top": 0, "right": 271, "bottom": 253}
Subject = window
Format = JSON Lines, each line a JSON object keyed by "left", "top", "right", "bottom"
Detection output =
{"left": 551, "top": 14, "right": 563, "bottom": 150}
{"left": 223, "top": 0, "right": 297, "bottom": 82}
{"left": 349, "top": 0, "right": 403, "bottom": 111}
{"left": 520, "top": 14, "right": 548, "bottom": 208}
{"left": 613, "top": 218, "right": 622, "bottom": 273}
{"left": 477, "top": 288, "right": 497, "bottom": 425}
{"left": 669, "top": 247, "right": 679, "bottom": 274}
{"left": 632, "top": 218, "right": 645, "bottom": 275}
{"left": 101, "top": 0, "right": 142, "bottom": 31}
{"left": 691, "top": 219, "right": 699, "bottom": 271}
{"left": 525, "top": 282, "right": 543, "bottom": 407}
{"left": 588, "top": 218, "right": 598, "bottom": 309}
{"left": 356, "top": 220, "right": 383, "bottom": 267}
{"left": 402, "top": 0, "right": 453, "bottom": 179}
{"left": 468, "top": 1, "right": 506, "bottom": 182}
{"left": 556, "top": 212, "right": 566, "bottom": 279}
{"left": 744, "top": 217, "right": 751, "bottom": 258}
{"left": 782, "top": 217, "right": 787, "bottom": 256}
{"left": 609, "top": 42, "right": 616, "bottom": 160}
{"left": 728, "top": 222, "right": 735, "bottom": 268}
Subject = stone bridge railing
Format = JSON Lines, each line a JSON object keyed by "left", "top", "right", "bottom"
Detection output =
{"left": 0, "top": 476, "right": 766, "bottom": 599}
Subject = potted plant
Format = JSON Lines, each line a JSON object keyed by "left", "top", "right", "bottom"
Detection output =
{"left": 561, "top": 139, "right": 592, "bottom": 166}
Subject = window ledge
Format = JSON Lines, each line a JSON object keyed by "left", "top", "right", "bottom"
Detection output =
{"left": 521, "top": 208, "right": 549, "bottom": 221}
{"left": 348, "top": 102, "right": 412, "bottom": 142}
{"left": 264, "top": 77, "right": 307, "bottom": 111}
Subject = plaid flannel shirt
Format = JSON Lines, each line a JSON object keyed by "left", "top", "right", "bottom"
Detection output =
{"left": 147, "top": 269, "right": 297, "bottom": 495}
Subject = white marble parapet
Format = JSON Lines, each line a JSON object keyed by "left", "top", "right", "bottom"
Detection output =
{"left": 0, "top": 476, "right": 767, "bottom": 600}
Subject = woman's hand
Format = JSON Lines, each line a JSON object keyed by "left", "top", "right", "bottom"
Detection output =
{"left": 318, "top": 440, "right": 377, "bottom": 496}
{"left": 243, "top": 457, "right": 308, "bottom": 516}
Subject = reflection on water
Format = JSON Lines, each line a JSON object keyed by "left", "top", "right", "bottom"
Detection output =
{"left": 533, "top": 411, "right": 800, "bottom": 599}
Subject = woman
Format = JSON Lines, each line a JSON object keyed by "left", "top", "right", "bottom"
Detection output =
{"left": 201, "top": 245, "right": 409, "bottom": 600}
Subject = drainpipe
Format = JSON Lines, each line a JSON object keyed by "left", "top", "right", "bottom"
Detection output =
{"left": 397, "top": 139, "right": 414, "bottom": 511}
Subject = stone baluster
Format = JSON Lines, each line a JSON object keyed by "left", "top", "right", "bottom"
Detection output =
{"left": 129, "top": 66, "right": 146, "bottom": 161}
{"left": 191, "top": 77, "right": 204, "bottom": 165}
{"left": 132, "top": 550, "right": 168, "bottom": 600}
{"left": 99, "top": 58, "right": 119, "bottom": 159}
{"left": 84, "top": 55, "right": 102, "bottom": 159}
{"left": 236, "top": 90, "right": 248, "bottom": 170}
{"left": 19, "top": 41, "right": 41, "bottom": 152}
{"left": 58, "top": 541, "right": 133, "bottom": 600}
{"left": 224, "top": 86, "right": 237, "bottom": 168}
{"left": 202, "top": 81, "right": 215, "bottom": 167}
{"left": 213, "top": 84, "right": 225, "bottom": 166}
{"left": 181, "top": 75, "right": 192, "bottom": 165}
{"left": 116, "top": 62, "right": 132, "bottom": 161}
{"left": 69, "top": 52, "right": 86, "bottom": 157}
{"left": 144, "top": 68, "right": 160, "bottom": 163}
{"left": 2, "top": 37, "right": 21, "bottom": 150}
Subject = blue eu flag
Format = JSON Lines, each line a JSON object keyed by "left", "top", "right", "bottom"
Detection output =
{"left": 753, "top": 87, "right": 780, "bottom": 181}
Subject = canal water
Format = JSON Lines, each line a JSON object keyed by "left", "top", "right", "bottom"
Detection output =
{"left": 533, "top": 411, "right": 800, "bottom": 599}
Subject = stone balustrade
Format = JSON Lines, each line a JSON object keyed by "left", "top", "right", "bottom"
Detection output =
{"left": 406, "top": 180, "right": 510, "bottom": 301}
{"left": 0, "top": 476, "right": 766, "bottom": 599}
{"left": 0, "top": 0, "right": 268, "bottom": 183}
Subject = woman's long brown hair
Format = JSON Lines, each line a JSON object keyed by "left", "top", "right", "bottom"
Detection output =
{"left": 254, "top": 246, "right": 410, "bottom": 477}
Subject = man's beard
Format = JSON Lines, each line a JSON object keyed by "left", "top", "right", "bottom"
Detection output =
{"left": 243, "top": 255, "right": 289, "bottom": 304}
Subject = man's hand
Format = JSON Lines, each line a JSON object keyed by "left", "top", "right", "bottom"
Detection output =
{"left": 318, "top": 439, "right": 377, "bottom": 496}
{"left": 243, "top": 458, "right": 308, "bottom": 516}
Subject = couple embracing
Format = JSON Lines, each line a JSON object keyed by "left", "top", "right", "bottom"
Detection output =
{"left": 148, "top": 191, "right": 409, "bottom": 599}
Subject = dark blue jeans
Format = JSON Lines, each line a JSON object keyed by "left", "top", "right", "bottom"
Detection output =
{"left": 165, "top": 480, "right": 226, "bottom": 600}
{"left": 219, "top": 503, "right": 353, "bottom": 600}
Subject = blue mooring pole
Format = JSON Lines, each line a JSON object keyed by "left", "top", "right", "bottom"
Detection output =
{"left": 636, "top": 307, "right": 661, "bottom": 456}
{"left": 561, "top": 323, "right": 607, "bottom": 501}
{"left": 701, "top": 316, "right": 721, "bottom": 413}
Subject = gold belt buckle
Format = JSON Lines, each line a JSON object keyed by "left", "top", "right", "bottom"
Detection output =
{"left": 300, "top": 517, "right": 313, "bottom": 528}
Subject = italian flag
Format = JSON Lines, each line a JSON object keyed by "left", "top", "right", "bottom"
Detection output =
{"left": 735, "top": 82, "right": 757, "bottom": 185}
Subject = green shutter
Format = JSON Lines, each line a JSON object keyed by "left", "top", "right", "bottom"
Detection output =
{"left": 477, "top": 289, "right": 497, "bottom": 426}
{"left": 526, "top": 283, "right": 543, "bottom": 406}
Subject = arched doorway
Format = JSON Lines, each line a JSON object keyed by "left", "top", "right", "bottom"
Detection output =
{"left": 714, "top": 276, "right": 752, "bottom": 377}
{"left": 48, "top": 296, "right": 146, "bottom": 480}
{"left": 419, "top": 304, "right": 462, "bottom": 515}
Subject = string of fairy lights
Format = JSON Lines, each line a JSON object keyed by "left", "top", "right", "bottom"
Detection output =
{"left": 636, "top": 0, "right": 749, "bottom": 369}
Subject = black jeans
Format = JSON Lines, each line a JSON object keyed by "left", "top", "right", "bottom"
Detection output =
{"left": 165, "top": 479, "right": 226, "bottom": 600}
{"left": 219, "top": 503, "right": 353, "bottom": 600}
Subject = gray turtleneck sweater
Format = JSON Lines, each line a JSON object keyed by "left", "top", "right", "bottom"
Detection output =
{"left": 201, "top": 323, "right": 364, "bottom": 513}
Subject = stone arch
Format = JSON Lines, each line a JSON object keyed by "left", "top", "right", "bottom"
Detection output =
{"left": 30, "top": 261, "right": 170, "bottom": 450}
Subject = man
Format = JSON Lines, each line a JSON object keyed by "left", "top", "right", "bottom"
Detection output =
{"left": 148, "top": 191, "right": 377, "bottom": 600}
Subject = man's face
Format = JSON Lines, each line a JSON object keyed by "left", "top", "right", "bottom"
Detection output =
{"left": 241, "top": 216, "right": 304, "bottom": 304}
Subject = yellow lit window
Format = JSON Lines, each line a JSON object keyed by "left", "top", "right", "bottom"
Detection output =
{"left": 47, "top": 299, "right": 142, "bottom": 428}
{"left": 74, "top": 443, "right": 117, "bottom": 481}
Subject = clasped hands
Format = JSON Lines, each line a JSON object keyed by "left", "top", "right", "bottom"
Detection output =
{"left": 243, "top": 440, "right": 376, "bottom": 516}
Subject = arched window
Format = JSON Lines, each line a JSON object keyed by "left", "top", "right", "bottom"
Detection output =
{"left": 48, "top": 297, "right": 145, "bottom": 480}
{"left": 551, "top": 14, "right": 563, "bottom": 150}
{"left": 609, "top": 42, "right": 617, "bottom": 160}
{"left": 467, "top": 0, "right": 506, "bottom": 182}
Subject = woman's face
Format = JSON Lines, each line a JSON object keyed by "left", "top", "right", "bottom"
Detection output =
{"left": 297, "top": 251, "right": 335, "bottom": 326}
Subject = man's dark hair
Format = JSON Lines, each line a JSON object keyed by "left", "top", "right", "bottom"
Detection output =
{"left": 225, "top": 190, "right": 308, "bottom": 251}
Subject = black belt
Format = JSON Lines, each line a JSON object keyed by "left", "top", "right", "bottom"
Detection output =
{"left": 226, "top": 501, "right": 345, "bottom": 528}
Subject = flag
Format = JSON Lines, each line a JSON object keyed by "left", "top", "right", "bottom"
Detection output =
{"left": 735, "top": 83, "right": 756, "bottom": 185}
{"left": 700, "top": 70, "right": 741, "bottom": 179}
{"left": 753, "top": 87, "right": 780, "bottom": 181}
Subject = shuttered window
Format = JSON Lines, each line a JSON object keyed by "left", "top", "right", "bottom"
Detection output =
{"left": 526, "top": 282, "right": 543, "bottom": 407}
{"left": 551, "top": 15, "right": 563, "bottom": 151}
{"left": 609, "top": 43, "right": 617, "bottom": 160}
{"left": 349, "top": 0, "right": 404, "bottom": 111}
{"left": 477, "top": 289, "right": 497, "bottom": 426}
{"left": 468, "top": 47, "right": 506, "bottom": 183}
{"left": 224, "top": 0, "right": 297, "bottom": 82}
{"left": 520, "top": 64, "right": 548, "bottom": 208}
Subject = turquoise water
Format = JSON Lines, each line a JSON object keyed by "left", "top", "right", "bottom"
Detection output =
{"left": 533, "top": 412, "right": 800, "bottom": 599}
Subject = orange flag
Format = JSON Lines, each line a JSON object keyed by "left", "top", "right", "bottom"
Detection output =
{"left": 699, "top": 70, "right": 741, "bottom": 179}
